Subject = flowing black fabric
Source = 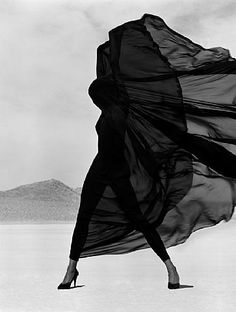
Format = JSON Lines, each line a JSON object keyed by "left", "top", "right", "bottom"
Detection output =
{"left": 77, "top": 14, "right": 236, "bottom": 258}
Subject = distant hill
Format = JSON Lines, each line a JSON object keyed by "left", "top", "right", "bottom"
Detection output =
{"left": 74, "top": 186, "right": 82, "bottom": 194}
{"left": 0, "top": 179, "right": 81, "bottom": 223}
{"left": 1, "top": 179, "right": 236, "bottom": 224}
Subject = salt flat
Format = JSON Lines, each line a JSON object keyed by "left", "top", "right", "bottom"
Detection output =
{"left": 1, "top": 220, "right": 236, "bottom": 312}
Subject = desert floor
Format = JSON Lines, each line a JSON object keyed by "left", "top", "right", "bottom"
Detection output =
{"left": 1, "top": 219, "right": 236, "bottom": 312}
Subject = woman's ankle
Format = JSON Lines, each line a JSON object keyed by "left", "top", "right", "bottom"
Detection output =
{"left": 164, "top": 259, "right": 177, "bottom": 272}
{"left": 68, "top": 259, "right": 78, "bottom": 271}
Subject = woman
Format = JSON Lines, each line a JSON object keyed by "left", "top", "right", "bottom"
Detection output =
{"left": 58, "top": 77, "right": 180, "bottom": 289}
{"left": 58, "top": 14, "right": 236, "bottom": 290}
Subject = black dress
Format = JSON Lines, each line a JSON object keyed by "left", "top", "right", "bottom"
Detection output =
{"left": 69, "top": 14, "right": 236, "bottom": 259}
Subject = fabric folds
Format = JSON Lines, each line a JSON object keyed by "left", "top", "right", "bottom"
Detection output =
{"left": 80, "top": 14, "right": 236, "bottom": 257}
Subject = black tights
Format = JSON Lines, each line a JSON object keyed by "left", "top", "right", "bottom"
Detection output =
{"left": 69, "top": 115, "right": 170, "bottom": 263}
{"left": 69, "top": 155, "right": 170, "bottom": 263}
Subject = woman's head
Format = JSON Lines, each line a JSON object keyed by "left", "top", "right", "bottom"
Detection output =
{"left": 88, "top": 78, "right": 119, "bottom": 111}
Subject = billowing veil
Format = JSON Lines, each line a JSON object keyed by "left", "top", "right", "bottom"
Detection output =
{"left": 80, "top": 14, "right": 236, "bottom": 257}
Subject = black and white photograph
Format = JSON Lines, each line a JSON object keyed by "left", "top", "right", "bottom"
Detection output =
{"left": 1, "top": 0, "right": 236, "bottom": 311}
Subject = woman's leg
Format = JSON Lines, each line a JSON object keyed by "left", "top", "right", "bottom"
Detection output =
{"left": 110, "top": 176, "right": 179, "bottom": 284}
{"left": 60, "top": 116, "right": 123, "bottom": 285}
{"left": 99, "top": 116, "right": 179, "bottom": 284}
{"left": 110, "top": 177, "right": 170, "bottom": 262}
{"left": 60, "top": 155, "right": 108, "bottom": 284}
{"left": 69, "top": 173, "right": 107, "bottom": 261}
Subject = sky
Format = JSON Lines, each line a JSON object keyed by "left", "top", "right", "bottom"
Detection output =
{"left": 1, "top": 0, "right": 236, "bottom": 191}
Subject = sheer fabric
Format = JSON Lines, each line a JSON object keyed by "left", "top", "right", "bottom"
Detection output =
{"left": 79, "top": 14, "right": 236, "bottom": 257}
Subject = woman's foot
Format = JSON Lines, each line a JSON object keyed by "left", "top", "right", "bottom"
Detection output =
{"left": 61, "top": 266, "right": 78, "bottom": 284}
{"left": 164, "top": 259, "right": 180, "bottom": 288}
{"left": 58, "top": 259, "right": 78, "bottom": 289}
{"left": 167, "top": 266, "right": 180, "bottom": 285}
{"left": 58, "top": 268, "right": 79, "bottom": 289}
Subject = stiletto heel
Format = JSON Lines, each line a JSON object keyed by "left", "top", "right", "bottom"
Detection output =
{"left": 73, "top": 270, "right": 78, "bottom": 287}
{"left": 57, "top": 269, "right": 79, "bottom": 290}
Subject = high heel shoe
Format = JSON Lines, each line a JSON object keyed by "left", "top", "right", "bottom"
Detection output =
{"left": 57, "top": 269, "right": 79, "bottom": 289}
{"left": 167, "top": 268, "right": 180, "bottom": 289}
{"left": 168, "top": 282, "right": 180, "bottom": 289}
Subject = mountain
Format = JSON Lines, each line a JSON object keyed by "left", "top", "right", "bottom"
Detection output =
{"left": 0, "top": 179, "right": 81, "bottom": 223}
{"left": 74, "top": 186, "right": 82, "bottom": 194}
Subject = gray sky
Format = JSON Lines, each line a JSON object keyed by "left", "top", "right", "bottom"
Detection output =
{"left": 1, "top": 0, "right": 236, "bottom": 190}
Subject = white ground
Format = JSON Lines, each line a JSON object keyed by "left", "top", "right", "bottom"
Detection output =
{"left": 1, "top": 220, "right": 236, "bottom": 312}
